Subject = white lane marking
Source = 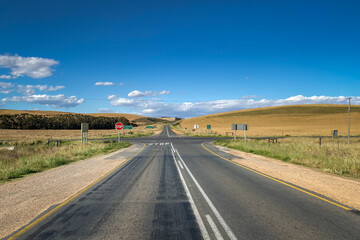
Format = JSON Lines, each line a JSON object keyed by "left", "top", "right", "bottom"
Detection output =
{"left": 177, "top": 161, "right": 184, "bottom": 169}
{"left": 167, "top": 126, "right": 170, "bottom": 137}
{"left": 175, "top": 150, "right": 238, "bottom": 240}
{"left": 149, "top": 143, "right": 153, "bottom": 146}
{"left": 171, "top": 147, "right": 210, "bottom": 240}
{"left": 206, "top": 214, "right": 224, "bottom": 240}
{"left": 165, "top": 143, "right": 169, "bottom": 145}
{"left": 160, "top": 143, "right": 164, "bottom": 145}
{"left": 170, "top": 142, "right": 175, "bottom": 151}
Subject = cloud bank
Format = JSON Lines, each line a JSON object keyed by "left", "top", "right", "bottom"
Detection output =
{"left": 128, "top": 90, "right": 171, "bottom": 98}
{"left": 2, "top": 94, "right": 84, "bottom": 108}
{"left": 0, "top": 54, "right": 59, "bottom": 79}
{"left": 108, "top": 95, "right": 360, "bottom": 118}
{"left": 95, "top": 81, "right": 115, "bottom": 86}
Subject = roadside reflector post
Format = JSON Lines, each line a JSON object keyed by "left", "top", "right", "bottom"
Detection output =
{"left": 319, "top": 136, "right": 322, "bottom": 147}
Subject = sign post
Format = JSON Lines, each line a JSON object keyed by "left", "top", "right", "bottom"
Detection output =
{"left": 232, "top": 124, "right": 248, "bottom": 141}
{"left": 81, "top": 123, "right": 89, "bottom": 145}
{"left": 207, "top": 125, "right": 211, "bottom": 135}
{"left": 115, "top": 122, "right": 124, "bottom": 142}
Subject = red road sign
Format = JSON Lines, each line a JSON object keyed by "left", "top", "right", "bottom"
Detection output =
{"left": 115, "top": 122, "right": 123, "bottom": 130}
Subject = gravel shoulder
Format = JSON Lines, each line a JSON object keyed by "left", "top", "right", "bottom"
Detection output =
{"left": 213, "top": 143, "right": 360, "bottom": 211}
{"left": 0, "top": 143, "right": 143, "bottom": 239}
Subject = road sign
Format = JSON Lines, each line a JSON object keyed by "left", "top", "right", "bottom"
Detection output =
{"left": 207, "top": 125, "right": 211, "bottom": 130}
{"left": 232, "top": 124, "right": 248, "bottom": 131}
{"left": 115, "top": 122, "right": 123, "bottom": 130}
{"left": 194, "top": 124, "right": 199, "bottom": 129}
{"left": 124, "top": 125, "right": 133, "bottom": 129}
{"left": 332, "top": 130, "right": 338, "bottom": 137}
{"left": 232, "top": 123, "right": 248, "bottom": 141}
{"left": 81, "top": 123, "right": 89, "bottom": 133}
{"left": 146, "top": 126, "right": 154, "bottom": 129}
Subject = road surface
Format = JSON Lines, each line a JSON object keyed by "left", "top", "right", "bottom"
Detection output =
{"left": 8, "top": 126, "right": 360, "bottom": 240}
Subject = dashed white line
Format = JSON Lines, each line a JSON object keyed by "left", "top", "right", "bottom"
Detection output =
{"left": 206, "top": 214, "right": 224, "bottom": 240}
{"left": 175, "top": 150, "right": 238, "bottom": 240}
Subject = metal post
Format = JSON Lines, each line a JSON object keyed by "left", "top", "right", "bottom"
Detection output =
{"left": 244, "top": 129, "right": 246, "bottom": 142}
{"left": 118, "top": 130, "right": 120, "bottom": 142}
{"left": 234, "top": 130, "right": 237, "bottom": 141}
{"left": 347, "top": 97, "right": 351, "bottom": 144}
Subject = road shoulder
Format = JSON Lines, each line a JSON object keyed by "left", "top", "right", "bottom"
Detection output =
{"left": 205, "top": 142, "right": 360, "bottom": 211}
{"left": 0, "top": 143, "right": 143, "bottom": 239}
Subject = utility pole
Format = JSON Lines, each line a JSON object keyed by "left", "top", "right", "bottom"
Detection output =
{"left": 347, "top": 97, "right": 351, "bottom": 144}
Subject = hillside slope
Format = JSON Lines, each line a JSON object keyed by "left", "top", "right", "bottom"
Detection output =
{"left": 180, "top": 104, "right": 360, "bottom": 136}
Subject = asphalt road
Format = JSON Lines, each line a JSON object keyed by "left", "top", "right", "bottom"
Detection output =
{"left": 9, "top": 126, "right": 360, "bottom": 240}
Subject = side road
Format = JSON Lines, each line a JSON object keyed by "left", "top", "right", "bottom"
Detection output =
{"left": 211, "top": 143, "right": 360, "bottom": 211}
{"left": 0, "top": 143, "right": 143, "bottom": 239}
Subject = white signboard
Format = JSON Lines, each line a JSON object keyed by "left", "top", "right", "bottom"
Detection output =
{"left": 194, "top": 124, "right": 199, "bottom": 129}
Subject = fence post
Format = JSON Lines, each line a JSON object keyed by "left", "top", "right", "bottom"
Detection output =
{"left": 319, "top": 137, "right": 322, "bottom": 147}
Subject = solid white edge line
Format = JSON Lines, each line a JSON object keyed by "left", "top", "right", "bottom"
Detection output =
{"left": 171, "top": 147, "right": 210, "bottom": 240}
{"left": 176, "top": 150, "right": 238, "bottom": 240}
{"left": 206, "top": 214, "right": 224, "bottom": 240}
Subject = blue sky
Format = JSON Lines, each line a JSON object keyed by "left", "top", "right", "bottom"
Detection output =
{"left": 0, "top": 0, "right": 359, "bottom": 117}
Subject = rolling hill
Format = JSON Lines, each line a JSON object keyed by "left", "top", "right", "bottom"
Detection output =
{"left": 180, "top": 104, "right": 360, "bottom": 136}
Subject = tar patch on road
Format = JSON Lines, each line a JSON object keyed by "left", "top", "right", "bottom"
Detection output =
{"left": 150, "top": 149, "right": 203, "bottom": 240}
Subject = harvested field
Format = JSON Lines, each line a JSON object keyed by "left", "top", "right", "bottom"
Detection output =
{"left": 0, "top": 126, "right": 159, "bottom": 141}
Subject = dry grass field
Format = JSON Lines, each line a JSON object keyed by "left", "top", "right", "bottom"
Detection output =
{"left": 180, "top": 104, "right": 360, "bottom": 137}
{"left": 0, "top": 126, "right": 160, "bottom": 141}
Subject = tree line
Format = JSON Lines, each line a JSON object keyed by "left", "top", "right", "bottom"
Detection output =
{"left": 0, "top": 113, "right": 132, "bottom": 129}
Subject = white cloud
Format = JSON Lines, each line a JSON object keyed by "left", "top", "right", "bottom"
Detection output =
{"left": 107, "top": 95, "right": 360, "bottom": 118}
{"left": 0, "top": 54, "right": 59, "bottom": 79}
{"left": 0, "top": 75, "right": 12, "bottom": 79}
{"left": 17, "top": 85, "right": 65, "bottom": 95}
{"left": 0, "top": 81, "right": 14, "bottom": 89}
{"left": 97, "top": 108, "right": 114, "bottom": 113}
{"left": 128, "top": 90, "right": 171, "bottom": 98}
{"left": 2, "top": 94, "right": 84, "bottom": 108}
{"left": 109, "top": 97, "right": 137, "bottom": 106}
{"left": 0, "top": 82, "right": 14, "bottom": 94}
{"left": 95, "top": 81, "right": 115, "bottom": 86}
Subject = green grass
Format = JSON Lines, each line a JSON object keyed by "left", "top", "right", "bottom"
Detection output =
{"left": 215, "top": 138, "right": 360, "bottom": 178}
{"left": 0, "top": 140, "right": 131, "bottom": 182}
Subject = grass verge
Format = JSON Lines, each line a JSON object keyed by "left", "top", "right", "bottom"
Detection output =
{"left": 0, "top": 140, "right": 131, "bottom": 182}
{"left": 215, "top": 138, "right": 360, "bottom": 179}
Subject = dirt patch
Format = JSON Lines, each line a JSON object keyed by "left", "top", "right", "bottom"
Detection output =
{"left": 0, "top": 144, "right": 143, "bottom": 239}
{"left": 214, "top": 144, "right": 360, "bottom": 211}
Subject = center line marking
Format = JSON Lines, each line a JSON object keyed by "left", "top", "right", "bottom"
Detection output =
{"left": 206, "top": 214, "right": 224, "bottom": 240}
{"left": 177, "top": 161, "right": 184, "bottom": 169}
{"left": 171, "top": 146, "right": 210, "bottom": 240}
{"left": 175, "top": 150, "right": 238, "bottom": 240}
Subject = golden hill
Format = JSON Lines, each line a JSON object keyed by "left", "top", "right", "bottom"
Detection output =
{"left": 180, "top": 104, "right": 360, "bottom": 136}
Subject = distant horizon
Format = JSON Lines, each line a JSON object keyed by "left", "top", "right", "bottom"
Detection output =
{"left": 1, "top": 103, "right": 358, "bottom": 119}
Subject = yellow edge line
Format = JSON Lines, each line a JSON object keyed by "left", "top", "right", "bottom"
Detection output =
{"left": 201, "top": 142, "right": 352, "bottom": 211}
{"left": 9, "top": 143, "right": 146, "bottom": 240}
